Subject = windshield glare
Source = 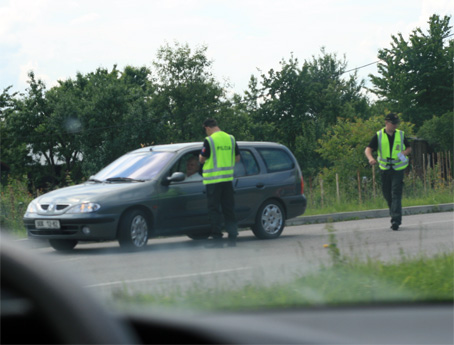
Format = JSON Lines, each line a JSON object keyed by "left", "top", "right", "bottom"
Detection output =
{"left": 92, "top": 151, "right": 174, "bottom": 181}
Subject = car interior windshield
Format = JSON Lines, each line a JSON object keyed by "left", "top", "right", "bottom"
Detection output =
{"left": 92, "top": 151, "right": 174, "bottom": 181}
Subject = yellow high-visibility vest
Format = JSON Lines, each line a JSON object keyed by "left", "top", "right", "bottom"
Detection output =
{"left": 377, "top": 128, "right": 408, "bottom": 171}
{"left": 202, "top": 131, "right": 236, "bottom": 184}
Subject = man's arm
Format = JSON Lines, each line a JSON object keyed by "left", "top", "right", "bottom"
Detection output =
{"left": 234, "top": 142, "right": 240, "bottom": 163}
{"left": 365, "top": 147, "right": 377, "bottom": 166}
{"left": 402, "top": 136, "right": 412, "bottom": 156}
{"left": 199, "top": 139, "right": 210, "bottom": 164}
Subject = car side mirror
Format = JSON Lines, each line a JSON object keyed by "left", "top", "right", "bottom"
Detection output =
{"left": 163, "top": 172, "right": 185, "bottom": 185}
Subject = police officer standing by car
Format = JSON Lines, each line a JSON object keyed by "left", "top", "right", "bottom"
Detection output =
{"left": 365, "top": 113, "right": 412, "bottom": 231}
{"left": 199, "top": 119, "right": 241, "bottom": 247}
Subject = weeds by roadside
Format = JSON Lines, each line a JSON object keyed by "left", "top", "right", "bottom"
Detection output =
{"left": 0, "top": 178, "right": 33, "bottom": 236}
{"left": 111, "top": 251, "right": 454, "bottom": 311}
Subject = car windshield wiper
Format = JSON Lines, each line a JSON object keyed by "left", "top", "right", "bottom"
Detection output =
{"left": 105, "top": 177, "right": 145, "bottom": 183}
{"left": 87, "top": 177, "right": 103, "bottom": 183}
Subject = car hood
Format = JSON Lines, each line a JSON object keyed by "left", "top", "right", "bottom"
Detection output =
{"left": 34, "top": 181, "right": 153, "bottom": 207}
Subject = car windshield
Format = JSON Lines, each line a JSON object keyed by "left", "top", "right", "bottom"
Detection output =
{"left": 92, "top": 151, "right": 174, "bottom": 181}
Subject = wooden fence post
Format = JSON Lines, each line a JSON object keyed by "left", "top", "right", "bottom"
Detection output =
{"left": 422, "top": 153, "right": 426, "bottom": 193}
{"left": 438, "top": 152, "right": 442, "bottom": 186}
{"left": 319, "top": 177, "right": 324, "bottom": 208}
{"left": 372, "top": 165, "right": 376, "bottom": 199}
{"left": 446, "top": 151, "right": 452, "bottom": 181}
{"left": 336, "top": 173, "right": 340, "bottom": 203}
{"left": 357, "top": 169, "right": 362, "bottom": 204}
{"left": 309, "top": 176, "right": 313, "bottom": 207}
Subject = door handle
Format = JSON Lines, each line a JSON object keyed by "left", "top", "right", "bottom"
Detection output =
{"left": 256, "top": 183, "right": 264, "bottom": 189}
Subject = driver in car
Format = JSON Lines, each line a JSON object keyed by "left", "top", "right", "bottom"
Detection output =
{"left": 185, "top": 156, "right": 202, "bottom": 181}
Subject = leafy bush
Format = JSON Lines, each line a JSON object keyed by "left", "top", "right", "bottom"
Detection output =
{"left": 1, "top": 178, "right": 33, "bottom": 235}
{"left": 417, "top": 112, "right": 454, "bottom": 152}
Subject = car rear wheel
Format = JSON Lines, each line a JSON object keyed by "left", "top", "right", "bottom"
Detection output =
{"left": 252, "top": 200, "right": 285, "bottom": 239}
{"left": 118, "top": 209, "right": 149, "bottom": 250}
{"left": 49, "top": 239, "right": 78, "bottom": 251}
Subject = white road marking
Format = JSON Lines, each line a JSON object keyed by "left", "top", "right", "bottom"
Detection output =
{"left": 85, "top": 266, "right": 253, "bottom": 288}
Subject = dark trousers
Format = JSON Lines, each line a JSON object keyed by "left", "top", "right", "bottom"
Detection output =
{"left": 206, "top": 181, "right": 238, "bottom": 239}
{"left": 380, "top": 169, "right": 404, "bottom": 225}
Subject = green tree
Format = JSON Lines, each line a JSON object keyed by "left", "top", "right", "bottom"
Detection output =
{"left": 417, "top": 111, "right": 454, "bottom": 152}
{"left": 151, "top": 42, "right": 228, "bottom": 143}
{"left": 2, "top": 73, "right": 66, "bottom": 187}
{"left": 0, "top": 86, "right": 28, "bottom": 184}
{"left": 72, "top": 65, "right": 157, "bottom": 176}
{"left": 370, "top": 14, "right": 454, "bottom": 129}
{"left": 305, "top": 48, "right": 370, "bottom": 126}
{"left": 2, "top": 66, "right": 159, "bottom": 185}
{"left": 249, "top": 49, "right": 370, "bottom": 177}
{"left": 252, "top": 54, "right": 311, "bottom": 153}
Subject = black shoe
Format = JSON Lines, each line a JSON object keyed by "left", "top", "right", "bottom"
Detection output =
{"left": 391, "top": 222, "right": 399, "bottom": 231}
{"left": 227, "top": 236, "right": 237, "bottom": 247}
{"left": 205, "top": 240, "right": 224, "bottom": 248}
{"left": 227, "top": 240, "right": 237, "bottom": 247}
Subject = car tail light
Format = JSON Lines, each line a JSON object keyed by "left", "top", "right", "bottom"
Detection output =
{"left": 300, "top": 176, "right": 304, "bottom": 195}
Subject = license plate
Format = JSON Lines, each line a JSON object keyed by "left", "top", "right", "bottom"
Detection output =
{"left": 35, "top": 220, "right": 61, "bottom": 229}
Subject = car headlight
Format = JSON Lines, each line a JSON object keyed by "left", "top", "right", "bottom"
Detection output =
{"left": 25, "top": 201, "right": 39, "bottom": 215}
{"left": 66, "top": 203, "right": 101, "bottom": 214}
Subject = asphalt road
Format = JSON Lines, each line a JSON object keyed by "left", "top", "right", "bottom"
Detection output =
{"left": 26, "top": 211, "right": 454, "bottom": 299}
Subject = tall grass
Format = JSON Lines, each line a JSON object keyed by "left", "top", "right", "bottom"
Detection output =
{"left": 112, "top": 250, "right": 454, "bottom": 311}
{"left": 112, "top": 224, "right": 453, "bottom": 310}
{"left": 304, "top": 170, "right": 453, "bottom": 216}
{"left": 0, "top": 178, "right": 34, "bottom": 235}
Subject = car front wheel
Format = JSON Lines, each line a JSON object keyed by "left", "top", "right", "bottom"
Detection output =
{"left": 252, "top": 200, "right": 285, "bottom": 239}
{"left": 118, "top": 209, "right": 149, "bottom": 250}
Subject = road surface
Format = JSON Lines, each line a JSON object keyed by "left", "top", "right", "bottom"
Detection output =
{"left": 25, "top": 212, "right": 454, "bottom": 299}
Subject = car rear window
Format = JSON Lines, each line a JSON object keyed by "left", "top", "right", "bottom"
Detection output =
{"left": 257, "top": 148, "right": 295, "bottom": 173}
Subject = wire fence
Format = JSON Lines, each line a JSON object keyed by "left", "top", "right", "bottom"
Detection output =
{"left": 305, "top": 152, "right": 453, "bottom": 210}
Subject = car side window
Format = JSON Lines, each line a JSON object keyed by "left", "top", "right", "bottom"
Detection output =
{"left": 257, "top": 148, "right": 294, "bottom": 173}
{"left": 169, "top": 151, "right": 203, "bottom": 183}
{"left": 234, "top": 150, "right": 259, "bottom": 177}
{"left": 242, "top": 150, "right": 259, "bottom": 175}
{"left": 234, "top": 160, "right": 246, "bottom": 177}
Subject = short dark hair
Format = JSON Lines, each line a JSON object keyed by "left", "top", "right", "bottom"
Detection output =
{"left": 203, "top": 118, "right": 217, "bottom": 128}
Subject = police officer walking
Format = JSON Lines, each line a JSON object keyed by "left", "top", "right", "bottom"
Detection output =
{"left": 365, "top": 113, "right": 412, "bottom": 230}
{"left": 199, "top": 119, "right": 241, "bottom": 247}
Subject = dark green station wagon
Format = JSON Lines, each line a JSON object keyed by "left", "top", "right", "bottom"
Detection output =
{"left": 24, "top": 142, "right": 307, "bottom": 251}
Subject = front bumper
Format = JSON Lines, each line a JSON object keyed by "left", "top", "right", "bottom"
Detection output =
{"left": 24, "top": 213, "right": 119, "bottom": 241}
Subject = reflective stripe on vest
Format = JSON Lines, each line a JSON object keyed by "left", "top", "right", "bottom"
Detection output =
{"left": 202, "top": 132, "right": 236, "bottom": 184}
{"left": 377, "top": 128, "right": 408, "bottom": 171}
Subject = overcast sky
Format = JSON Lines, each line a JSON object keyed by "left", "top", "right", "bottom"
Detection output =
{"left": 1, "top": 0, "right": 453, "bottom": 97}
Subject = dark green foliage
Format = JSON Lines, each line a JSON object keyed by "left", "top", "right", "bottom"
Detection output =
{"left": 417, "top": 111, "right": 454, "bottom": 152}
{"left": 370, "top": 15, "right": 453, "bottom": 130}
{"left": 248, "top": 49, "right": 370, "bottom": 176}
{"left": 1, "top": 14, "right": 451, "bottom": 193}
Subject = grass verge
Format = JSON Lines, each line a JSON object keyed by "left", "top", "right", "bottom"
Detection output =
{"left": 112, "top": 251, "right": 453, "bottom": 311}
